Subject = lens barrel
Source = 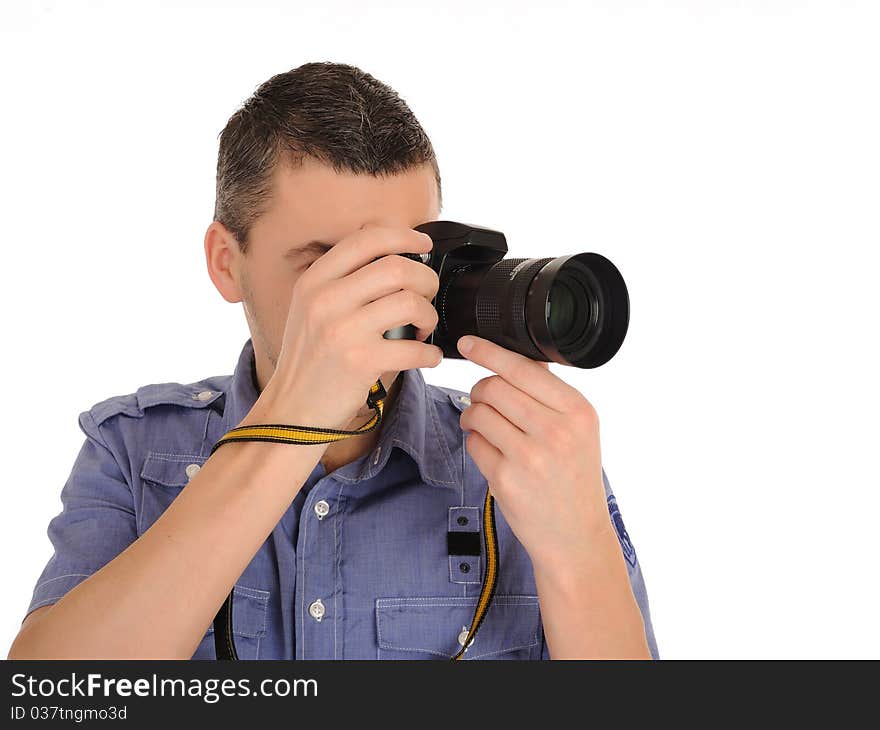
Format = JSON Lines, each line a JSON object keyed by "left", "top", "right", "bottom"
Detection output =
{"left": 439, "top": 252, "right": 629, "bottom": 368}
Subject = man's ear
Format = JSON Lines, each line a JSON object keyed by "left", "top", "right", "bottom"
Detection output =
{"left": 204, "top": 220, "right": 244, "bottom": 304}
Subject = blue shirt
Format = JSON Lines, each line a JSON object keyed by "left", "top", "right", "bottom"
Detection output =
{"left": 26, "top": 338, "right": 659, "bottom": 659}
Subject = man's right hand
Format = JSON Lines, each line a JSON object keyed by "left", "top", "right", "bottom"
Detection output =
{"left": 255, "top": 223, "right": 443, "bottom": 430}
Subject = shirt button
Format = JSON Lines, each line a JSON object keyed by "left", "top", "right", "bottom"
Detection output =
{"left": 193, "top": 390, "right": 214, "bottom": 401}
{"left": 458, "top": 626, "right": 474, "bottom": 649}
{"left": 308, "top": 599, "right": 325, "bottom": 622}
{"left": 458, "top": 395, "right": 471, "bottom": 406}
{"left": 314, "top": 500, "right": 330, "bottom": 520}
{"left": 185, "top": 464, "right": 201, "bottom": 479}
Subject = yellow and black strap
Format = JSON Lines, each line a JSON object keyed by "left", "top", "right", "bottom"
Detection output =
{"left": 209, "top": 379, "right": 389, "bottom": 454}
{"left": 449, "top": 487, "right": 498, "bottom": 660}
{"left": 209, "top": 377, "right": 498, "bottom": 661}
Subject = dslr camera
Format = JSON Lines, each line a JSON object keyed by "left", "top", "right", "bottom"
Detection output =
{"left": 383, "top": 220, "right": 629, "bottom": 368}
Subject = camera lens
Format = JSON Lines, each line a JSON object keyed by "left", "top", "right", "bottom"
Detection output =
{"left": 548, "top": 275, "right": 591, "bottom": 345}
{"left": 439, "top": 252, "right": 628, "bottom": 368}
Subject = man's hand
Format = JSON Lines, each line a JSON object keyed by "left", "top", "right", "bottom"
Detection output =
{"left": 456, "top": 334, "right": 651, "bottom": 659}
{"left": 455, "top": 334, "right": 613, "bottom": 572}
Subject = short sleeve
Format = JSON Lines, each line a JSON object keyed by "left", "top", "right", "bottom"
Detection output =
{"left": 540, "top": 467, "right": 660, "bottom": 659}
{"left": 23, "top": 408, "right": 138, "bottom": 619}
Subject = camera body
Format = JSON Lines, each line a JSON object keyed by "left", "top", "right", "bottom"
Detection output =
{"left": 383, "top": 220, "right": 509, "bottom": 359}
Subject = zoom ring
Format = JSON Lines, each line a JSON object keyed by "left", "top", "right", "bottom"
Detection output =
{"left": 475, "top": 257, "right": 551, "bottom": 361}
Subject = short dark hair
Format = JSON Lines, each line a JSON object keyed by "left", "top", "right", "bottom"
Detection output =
{"left": 213, "top": 61, "right": 442, "bottom": 255}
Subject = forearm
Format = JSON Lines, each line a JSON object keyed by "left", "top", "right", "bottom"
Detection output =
{"left": 532, "top": 528, "right": 652, "bottom": 660}
{"left": 9, "top": 406, "right": 330, "bottom": 660}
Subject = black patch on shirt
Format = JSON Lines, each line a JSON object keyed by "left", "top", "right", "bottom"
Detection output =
{"left": 447, "top": 531, "right": 481, "bottom": 556}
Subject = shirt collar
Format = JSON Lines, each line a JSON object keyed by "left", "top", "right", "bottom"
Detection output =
{"left": 223, "top": 338, "right": 460, "bottom": 488}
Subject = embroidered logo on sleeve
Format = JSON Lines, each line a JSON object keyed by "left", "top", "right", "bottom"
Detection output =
{"left": 607, "top": 495, "right": 637, "bottom": 567}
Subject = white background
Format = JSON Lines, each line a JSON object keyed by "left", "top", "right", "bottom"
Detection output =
{"left": 2, "top": 0, "right": 878, "bottom": 659}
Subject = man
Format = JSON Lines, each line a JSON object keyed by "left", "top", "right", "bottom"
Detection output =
{"left": 9, "top": 62, "right": 658, "bottom": 660}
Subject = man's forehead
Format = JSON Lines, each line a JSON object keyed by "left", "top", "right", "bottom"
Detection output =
{"left": 268, "top": 157, "right": 439, "bottom": 232}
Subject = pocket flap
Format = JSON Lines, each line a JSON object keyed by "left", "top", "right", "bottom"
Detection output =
{"left": 140, "top": 452, "right": 208, "bottom": 488}
{"left": 205, "top": 585, "right": 269, "bottom": 639}
{"left": 376, "top": 595, "right": 540, "bottom": 659}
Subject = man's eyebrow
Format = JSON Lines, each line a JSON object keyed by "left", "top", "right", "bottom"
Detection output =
{"left": 286, "top": 240, "right": 335, "bottom": 256}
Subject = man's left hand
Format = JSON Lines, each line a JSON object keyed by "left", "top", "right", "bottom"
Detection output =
{"left": 455, "top": 335, "right": 614, "bottom": 571}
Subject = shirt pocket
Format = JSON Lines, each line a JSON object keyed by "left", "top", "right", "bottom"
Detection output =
{"left": 192, "top": 585, "right": 270, "bottom": 661}
{"left": 138, "top": 451, "right": 209, "bottom": 535}
{"left": 375, "top": 595, "right": 541, "bottom": 660}
{"left": 139, "top": 452, "right": 270, "bottom": 660}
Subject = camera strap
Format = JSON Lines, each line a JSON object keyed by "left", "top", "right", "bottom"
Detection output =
{"left": 208, "top": 377, "right": 498, "bottom": 661}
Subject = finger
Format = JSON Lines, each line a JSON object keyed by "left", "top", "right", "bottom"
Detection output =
{"left": 458, "top": 335, "right": 576, "bottom": 413}
{"left": 347, "top": 250, "right": 440, "bottom": 307}
{"left": 464, "top": 429, "right": 503, "bottom": 485}
{"left": 310, "top": 223, "right": 433, "bottom": 282}
{"left": 460, "top": 400, "right": 529, "bottom": 458}
{"left": 373, "top": 338, "right": 445, "bottom": 372}
{"left": 356, "top": 289, "right": 439, "bottom": 339}
{"left": 469, "top": 375, "right": 556, "bottom": 435}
